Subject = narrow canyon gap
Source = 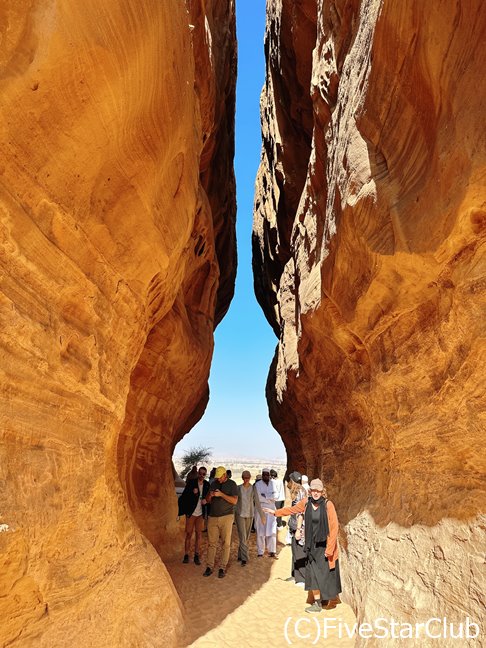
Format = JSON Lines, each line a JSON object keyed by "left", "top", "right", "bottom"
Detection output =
{"left": 253, "top": 0, "right": 486, "bottom": 644}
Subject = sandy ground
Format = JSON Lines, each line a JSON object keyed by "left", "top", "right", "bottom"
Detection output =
{"left": 165, "top": 524, "right": 356, "bottom": 647}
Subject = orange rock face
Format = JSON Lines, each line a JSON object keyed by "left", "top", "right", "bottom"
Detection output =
{"left": 0, "top": 1, "right": 235, "bottom": 646}
{"left": 254, "top": 0, "right": 486, "bottom": 638}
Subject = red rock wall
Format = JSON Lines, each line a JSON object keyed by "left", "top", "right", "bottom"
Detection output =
{"left": 254, "top": 0, "right": 486, "bottom": 642}
{"left": 0, "top": 1, "right": 236, "bottom": 646}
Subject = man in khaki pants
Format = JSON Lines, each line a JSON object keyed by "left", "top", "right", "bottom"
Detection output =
{"left": 203, "top": 466, "right": 238, "bottom": 578}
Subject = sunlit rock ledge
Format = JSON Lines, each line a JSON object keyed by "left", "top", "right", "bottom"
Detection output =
{"left": 253, "top": 0, "right": 486, "bottom": 644}
{"left": 0, "top": 1, "right": 236, "bottom": 646}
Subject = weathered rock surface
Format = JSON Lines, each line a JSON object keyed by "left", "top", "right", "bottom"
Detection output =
{"left": 0, "top": 1, "right": 236, "bottom": 646}
{"left": 254, "top": 0, "right": 486, "bottom": 643}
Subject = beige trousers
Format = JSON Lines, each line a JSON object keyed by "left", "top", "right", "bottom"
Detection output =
{"left": 206, "top": 514, "right": 234, "bottom": 570}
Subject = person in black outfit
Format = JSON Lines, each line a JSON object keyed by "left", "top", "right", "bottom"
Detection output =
{"left": 264, "top": 478, "right": 342, "bottom": 613}
{"left": 178, "top": 466, "right": 210, "bottom": 565}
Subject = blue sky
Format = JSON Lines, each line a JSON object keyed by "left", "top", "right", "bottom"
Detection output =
{"left": 175, "top": 1, "right": 286, "bottom": 461}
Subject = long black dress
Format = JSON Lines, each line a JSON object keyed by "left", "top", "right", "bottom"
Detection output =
{"left": 304, "top": 504, "right": 342, "bottom": 599}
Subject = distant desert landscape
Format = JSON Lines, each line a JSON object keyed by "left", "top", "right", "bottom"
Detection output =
{"left": 174, "top": 456, "right": 288, "bottom": 481}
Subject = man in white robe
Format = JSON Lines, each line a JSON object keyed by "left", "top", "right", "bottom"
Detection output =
{"left": 254, "top": 468, "right": 278, "bottom": 557}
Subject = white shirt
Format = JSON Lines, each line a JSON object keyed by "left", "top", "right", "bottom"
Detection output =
{"left": 255, "top": 479, "right": 277, "bottom": 510}
{"left": 192, "top": 481, "right": 204, "bottom": 517}
{"left": 239, "top": 484, "right": 253, "bottom": 517}
{"left": 272, "top": 477, "right": 285, "bottom": 502}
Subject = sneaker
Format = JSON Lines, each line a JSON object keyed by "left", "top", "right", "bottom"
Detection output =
{"left": 203, "top": 567, "right": 213, "bottom": 577}
{"left": 237, "top": 557, "right": 242, "bottom": 562}
{"left": 269, "top": 552, "right": 278, "bottom": 559}
{"left": 194, "top": 554, "right": 201, "bottom": 565}
{"left": 257, "top": 554, "right": 263, "bottom": 558}
{"left": 295, "top": 582, "right": 305, "bottom": 588}
{"left": 241, "top": 560, "right": 247, "bottom": 566}
{"left": 218, "top": 568, "right": 225, "bottom": 579}
{"left": 182, "top": 554, "right": 189, "bottom": 564}
{"left": 305, "top": 602, "right": 322, "bottom": 613}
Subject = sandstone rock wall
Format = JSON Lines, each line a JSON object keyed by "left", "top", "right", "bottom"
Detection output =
{"left": 0, "top": 1, "right": 236, "bottom": 646}
{"left": 254, "top": 0, "right": 486, "bottom": 643}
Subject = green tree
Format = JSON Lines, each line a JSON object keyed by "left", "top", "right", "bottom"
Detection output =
{"left": 180, "top": 445, "right": 212, "bottom": 478}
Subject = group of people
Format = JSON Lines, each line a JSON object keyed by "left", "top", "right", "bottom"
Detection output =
{"left": 177, "top": 465, "right": 341, "bottom": 612}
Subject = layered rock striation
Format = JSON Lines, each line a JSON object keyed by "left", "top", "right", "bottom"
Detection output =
{"left": 254, "top": 0, "right": 486, "bottom": 643}
{"left": 0, "top": 1, "right": 236, "bottom": 646}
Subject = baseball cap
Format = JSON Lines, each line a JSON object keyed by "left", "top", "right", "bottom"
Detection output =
{"left": 288, "top": 471, "right": 302, "bottom": 484}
